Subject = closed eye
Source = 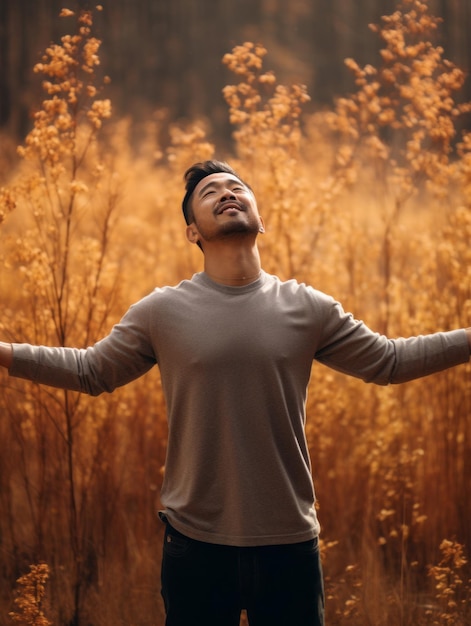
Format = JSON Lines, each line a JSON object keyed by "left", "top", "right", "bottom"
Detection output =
{"left": 198, "top": 178, "right": 249, "bottom": 199}
{"left": 203, "top": 186, "right": 244, "bottom": 197}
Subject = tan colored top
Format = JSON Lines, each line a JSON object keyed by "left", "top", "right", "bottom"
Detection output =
{"left": 9, "top": 271, "right": 470, "bottom": 545}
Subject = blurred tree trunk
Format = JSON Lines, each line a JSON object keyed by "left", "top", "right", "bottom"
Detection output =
{"left": 439, "top": 0, "right": 471, "bottom": 92}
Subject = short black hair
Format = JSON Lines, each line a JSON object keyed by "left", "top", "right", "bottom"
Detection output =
{"left": 182, "top": 160, "right": 246, "bottom": 225}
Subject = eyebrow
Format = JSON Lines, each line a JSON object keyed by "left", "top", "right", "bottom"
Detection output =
{"left": 197, "top": 177, "right": 245, "bottom": 198}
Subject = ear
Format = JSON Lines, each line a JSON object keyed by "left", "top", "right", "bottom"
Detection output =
{"left": 258, "top": 216, "right": 265, "bottom": 234}
{"left": 186, "top": 224, "right": 200, "bottom": 245}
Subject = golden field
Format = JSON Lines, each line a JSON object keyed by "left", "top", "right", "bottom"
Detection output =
{"left": 0, "top": 2, "right": 470, "bottom": 624}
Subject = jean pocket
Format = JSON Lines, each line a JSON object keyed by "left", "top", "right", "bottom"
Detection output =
{"left": 163, "top": 525, "right": 192, "bottom": 558}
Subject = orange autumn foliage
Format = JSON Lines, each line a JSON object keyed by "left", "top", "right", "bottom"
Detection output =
{"left": 0, "top": 2, "right": 470, "bottom": 624}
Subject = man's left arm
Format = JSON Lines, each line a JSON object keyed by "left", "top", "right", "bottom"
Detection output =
{"left": 314, "top": 296, "right": 471, "bottom": 384}
{"left": 466, "top": 328, "right": 471, "bottom": 353}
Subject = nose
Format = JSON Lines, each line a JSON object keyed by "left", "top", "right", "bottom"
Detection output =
{"left": 220, "top": 187, "right": 237, "bottom": 201}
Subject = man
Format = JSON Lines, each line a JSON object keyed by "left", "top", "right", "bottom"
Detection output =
{"left": 1, "top": 160, "right": 470, "bottom": 626}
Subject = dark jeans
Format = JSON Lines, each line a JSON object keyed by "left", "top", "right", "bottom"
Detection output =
{"left": 161, "top": 522, "right": 325, "bottom": 626}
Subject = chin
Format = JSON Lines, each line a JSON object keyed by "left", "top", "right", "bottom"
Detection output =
{"left": 222, "top": 223, "right": 258, "bottom": 236}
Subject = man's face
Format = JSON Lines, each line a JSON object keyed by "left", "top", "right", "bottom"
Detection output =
{"left": 186, "top": 173, "right": 263, "bottom": 246}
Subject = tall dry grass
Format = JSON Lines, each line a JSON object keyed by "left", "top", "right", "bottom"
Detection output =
{"left": 0, "top": 1, "right": 470, "bottom": 624}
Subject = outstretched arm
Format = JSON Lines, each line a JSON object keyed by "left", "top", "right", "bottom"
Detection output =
{"left": 313, "top": 288, "right": 471, "bottom": 384}
{"left": 0, "top": 342, "right": 12, "bottom": 369}
{"left": 0, "top": 293, "right": 158, "bottom": 395}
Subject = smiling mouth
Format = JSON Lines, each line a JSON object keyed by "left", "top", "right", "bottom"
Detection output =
{"left": 217, "top": 202, "right": 245, "bottom": 215}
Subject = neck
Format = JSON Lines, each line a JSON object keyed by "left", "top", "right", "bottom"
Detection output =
{"left": 205, "top": 269, "right": 262, "bottom": 286}
{"left": 203, "top": 242, "right": 262, "bottom": 286}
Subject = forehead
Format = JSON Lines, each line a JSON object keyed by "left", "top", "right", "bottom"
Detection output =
{"left": 194, "top": 173, "right": 246, "bottom": 197}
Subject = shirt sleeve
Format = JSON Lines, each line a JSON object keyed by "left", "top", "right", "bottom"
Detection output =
{"left": 313, "top": 295, "right": 470, "bottom": 385}
{"left": 9, "top": 295, "right": 157, "bottom": 396}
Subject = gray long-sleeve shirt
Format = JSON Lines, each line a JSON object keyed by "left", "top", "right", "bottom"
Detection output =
{"left": 9, "top": 271, "right": 470, "bottom": 545}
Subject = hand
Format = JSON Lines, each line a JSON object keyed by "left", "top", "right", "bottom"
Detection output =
{"left": 0, "top": 342, "right": 13, "bottom": 368}
{"left": 466, "top": 329, "right": 471, "bottom": 355}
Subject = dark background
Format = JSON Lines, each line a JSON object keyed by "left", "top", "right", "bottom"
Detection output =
{"left": 1, "top": 0, "right": 470, "bottom": 146}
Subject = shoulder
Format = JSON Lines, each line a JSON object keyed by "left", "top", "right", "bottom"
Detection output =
{"left": 263, "top": 273, "right": 336, "bottom": 306}
{"left": 126, "top": 275, "right": 206, "bottom": 313}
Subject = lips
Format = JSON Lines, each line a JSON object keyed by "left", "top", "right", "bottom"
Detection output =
{"left": 216, "top": 200, "right": 245, "bottom": 215}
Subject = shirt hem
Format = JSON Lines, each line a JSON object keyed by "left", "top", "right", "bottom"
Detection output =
{"left": 159, "top": 510, "right": 320, "bottom": 547}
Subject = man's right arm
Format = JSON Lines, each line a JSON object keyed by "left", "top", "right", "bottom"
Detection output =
{"left": 1, "top": 294, "right": 158, "bottom": 394}
{"left": 0, "top": 342, "right": 13, "bottom": 369}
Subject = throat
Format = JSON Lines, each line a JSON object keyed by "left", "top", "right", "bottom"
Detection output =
{"left": 205, "top": 270, "right": 262, "bottom": 286}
